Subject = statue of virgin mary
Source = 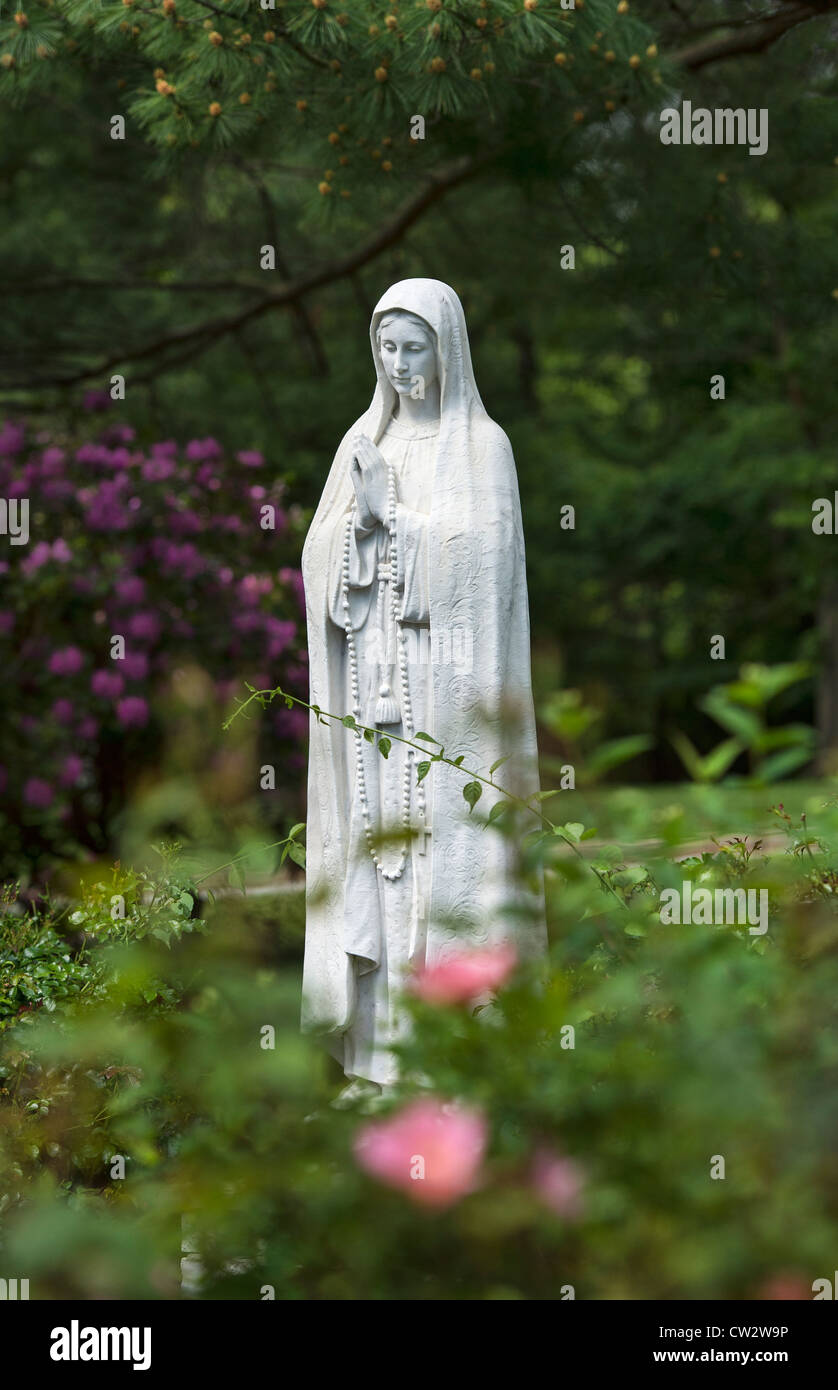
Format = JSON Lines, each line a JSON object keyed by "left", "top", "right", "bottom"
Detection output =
{"left": 301, "top": 279, "right": 546, "bottom": 1095}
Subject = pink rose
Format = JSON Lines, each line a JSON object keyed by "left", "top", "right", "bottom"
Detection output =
{"left": 757, "top": 1273, "right": 811, "bottom": 1300}
{"left": 354, "top": 1098, "right": 487, "bottom": 1209}
{"left": 410, "top": 943, "right": 517, "bottom": 1006}
{"left": 531, "top": 1148, "right": 585, "bottom": 1220}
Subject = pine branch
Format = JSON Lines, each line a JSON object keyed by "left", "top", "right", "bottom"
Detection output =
{"left": 670, "top": 2, "right": 835, "bottom": 70}
{"left": 27, "top": 151, "right": 495, "bottom": 390}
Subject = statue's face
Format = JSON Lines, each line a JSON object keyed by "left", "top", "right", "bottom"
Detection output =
{"left": 377, "top": 313, "right": 438, "bottom": 399}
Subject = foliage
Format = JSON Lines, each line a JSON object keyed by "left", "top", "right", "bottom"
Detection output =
{"left": 0, "top": 415, "right": 307, "bottom": 881}
{"left": 0, "top": 853, "right": 203, "bottom": 1033}
{"left": 1, "top": 672, "right": 837, "bottom": 1300}
{"left": 2, "top": 2, "right": 838, "bottom": 768}
{"left": 670, "top": 662, "right": 816, "bottom": 785}
{"left": 0, "top": 0, "right": 659, "bottom": 163}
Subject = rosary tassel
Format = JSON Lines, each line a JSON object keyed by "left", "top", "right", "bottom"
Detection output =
{"left": 375, "top": 688, "right": 400, "bottom": 726}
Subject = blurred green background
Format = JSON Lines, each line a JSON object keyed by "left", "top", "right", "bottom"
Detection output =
{"left": 2, "top": 0, "right": 838, "bottom": 1300}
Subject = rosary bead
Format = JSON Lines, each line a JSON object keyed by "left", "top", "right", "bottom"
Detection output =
{"left": 341, "top": 462, "right": 423, "bottom": 881}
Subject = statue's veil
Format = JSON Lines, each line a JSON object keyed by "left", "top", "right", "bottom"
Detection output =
{"left": 305, "top": 278, "right": 488, "bottom": 531}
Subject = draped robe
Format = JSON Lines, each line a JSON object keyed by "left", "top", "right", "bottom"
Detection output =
{"left": 301, "top": 279, "right": 547, "bottom": 1085}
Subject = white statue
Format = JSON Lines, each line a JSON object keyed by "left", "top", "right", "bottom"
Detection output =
{"left": 301, "top": 279, "right": 546, "bottom": 1096}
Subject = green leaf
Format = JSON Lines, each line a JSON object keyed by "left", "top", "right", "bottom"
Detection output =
{"left": 725, "top": 662, "right": 811, "bottom": 708}
{"left": 490, "top": 755, "right": 511, "bottom": 776}
{"left": 342, "top": 715, "right": 357, "bottom": 729}
{"left": 758, "top": 745, "right": 814, "bottom": 781}
{"left": 699, "top": 692, "right": 762, "bottom": 745}
{"left": 416, "top": 760, "right": 431, "bottom": 783}
{"left": 287, "top": 843, "right": 307, "bottom": 870}
{"left": 585, "top": 735, "right": 653, "bottom": 777}
{"left": 670, "top": 730, "right": 744, "bottom": 783}
{"left": 288, "top": 823, "right": 305, "bottom": 841}
{"left": 463, "top": 781, "right": 482, "bottom": 813}
{"left": 559, "top": 822, "right": 585, "bottom": 843}
{"left": 488, "top": 800, "right": 507, "bottom": 823}
{"left": 378, "top": 736, "right": 391, "bottom": 759}
{"left": 452, "top": 755, "right": 465, "bottom": 767}
{"left": 415, "top": 732, "right": 439, "bottom": 744}
{"left": 363, "top": 727, "right": 376, "bottom": 743}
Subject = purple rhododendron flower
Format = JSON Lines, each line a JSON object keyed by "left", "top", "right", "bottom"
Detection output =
{"left": 233, "top": 611, "right": 264, "bottom": 633}
{"left": 238, "top": 574, "right": 272, "bottom": 604}
{"left": 167, "top": 511, "right": 203, "bottom": 537}
{"left": 280, "top": 567, "right": 306, "bottom": 612}
{"left": 48, "top": 646, "right": 85, "bottom": 676}
{"left": 41, "top": 447, "right": 65, "bottom": 473}
{"left": 274, "top": 706, "right": 308, "bottom": 740}
{"left": 265, "top": 617, "right": 296, "bottom": 659}
{"left": 121, "top": 651, "right": 149, "bottom": 681}
{"left": 236, "top": 449, "right": 264, "bottom": 467}
{"left": 24, "top": 778, "right": 54, "bottom": 809}
{"left": 85, "top": 482, "right": 131, "bottom": 530}
{"left": 127, "top": 612, "right": 161, "bottom": 643}
{"left": 59, "top": 753, "right": 84, "bottom": 787}
{"left": 142, "top": 456, "right": 176, "bottom": 482}
{"left": 116, "top": 696, "right": 149, "bottom": 728}
{"left": 22, "top": 542, "right": 53, "bottom": 573}
{"left": 91, "top": 669, "right": 125, "bottom": 699}
{"left": 23, "top": 539, "right": 72, "bottom": 574}
{"left": 51, "top": 699, "right": 75, "bottom": 725}
{"left": 0, "top": 421, "right": 25, "bottom": 454}
{"left": 115, "top": 575, "right": 146, "bottom": 604}
{"left": 42, "top": 480, "right": 75, "bottom": 502}
{"left": 185, "top": 437, "right": 222, "bottom": 462}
